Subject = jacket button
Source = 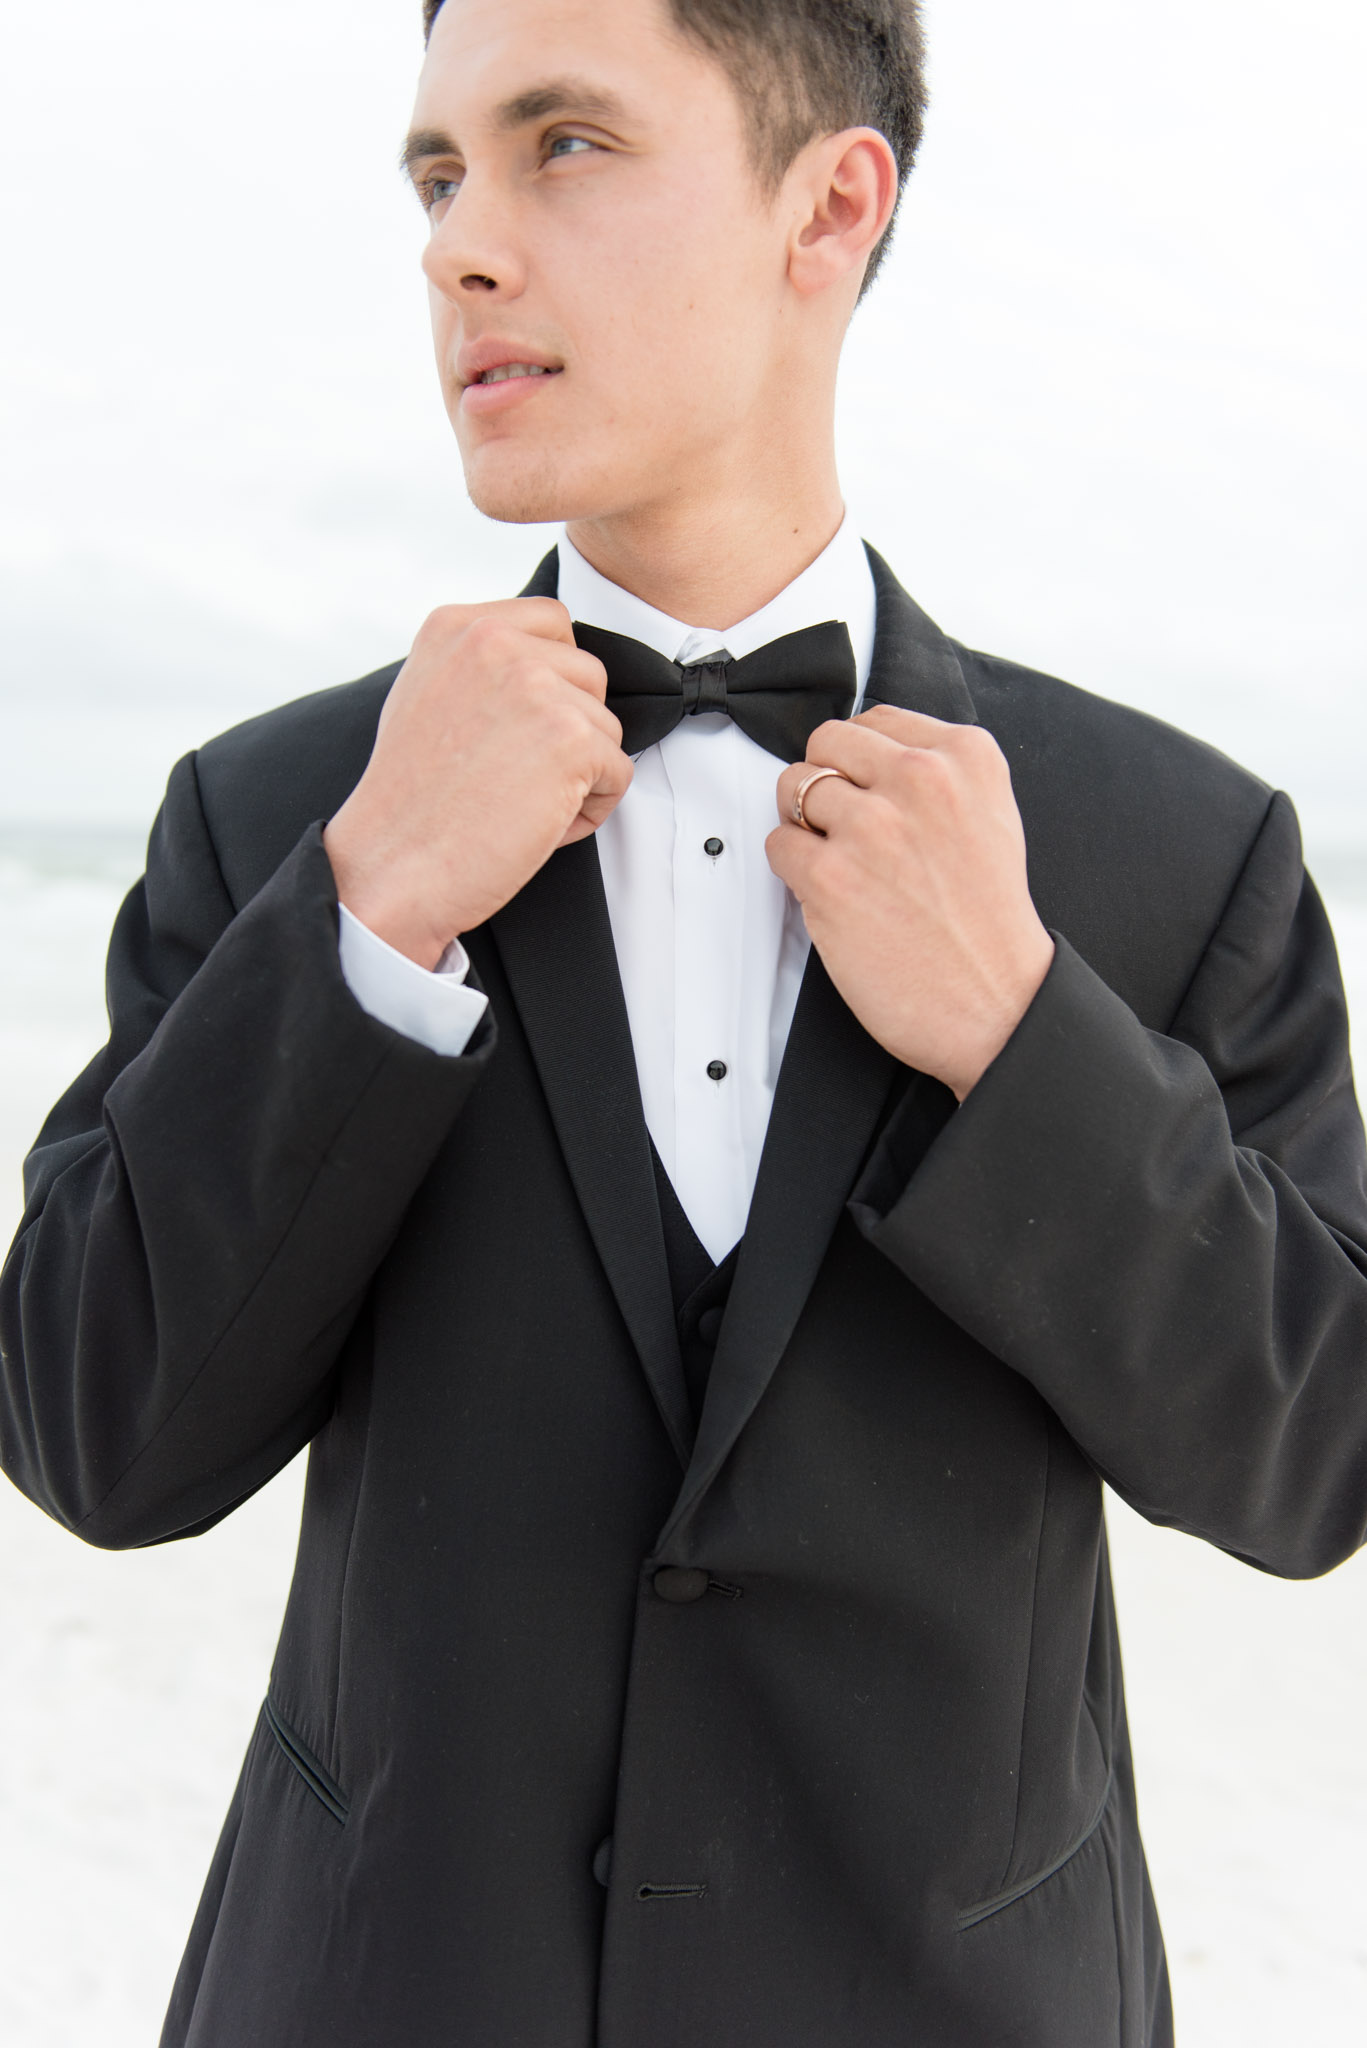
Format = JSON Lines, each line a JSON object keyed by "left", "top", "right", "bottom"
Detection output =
{"left": 697, "top": 1306, "right": 724, "bottom": 1346}
{"left": 592, "top": 1835, "right": 613, "bottom": 1887}
{"left": 653, "top": 1566, "right": 710, "bottom": 1603}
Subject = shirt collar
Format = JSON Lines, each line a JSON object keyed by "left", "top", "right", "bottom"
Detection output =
{"left": 555, "top": 513, "right": 878, "bottom": 712}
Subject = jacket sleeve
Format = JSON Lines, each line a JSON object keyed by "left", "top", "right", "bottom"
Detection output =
{"left": 0, "top": 751, "right": 496, "bottom": 1549}
{"left": 849, "top": 788, "right": 1367, "bottom": 1579}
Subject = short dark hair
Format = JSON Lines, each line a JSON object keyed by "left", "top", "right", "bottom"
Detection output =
{"left": 420, "top": 0, "right": 927, "bottom": 291}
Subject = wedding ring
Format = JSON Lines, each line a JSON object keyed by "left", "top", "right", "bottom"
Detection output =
{"left": 792, "top": 766, "right": 850, "bottom": 834}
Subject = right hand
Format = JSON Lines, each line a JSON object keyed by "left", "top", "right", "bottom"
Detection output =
{"left": 323, "top": 598, "right": 630, "bottom": 967}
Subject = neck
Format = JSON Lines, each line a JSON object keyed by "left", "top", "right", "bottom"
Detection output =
{"left": 565, "top": 450, "right": 846, "bottom": 632}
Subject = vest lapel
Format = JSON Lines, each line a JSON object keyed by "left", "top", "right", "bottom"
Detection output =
{"left": 657, "top": 547, "right": 980, "bottom": 1549}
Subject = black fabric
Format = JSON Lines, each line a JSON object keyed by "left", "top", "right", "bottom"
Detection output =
{"left": 648, "top": 1134, "right": 714, "bottom": 1313}
{"left": 676, "top": 1252, "right": 740, "bottom": 1432}
{"left": 3, "top": 543, "right": 1366, "bottom": 2047}
{"left": 573, "top": 617, "right": 856, "bottom": 762}
{"left": 647, "top": 1135, "right": 740, "bottom": 1429}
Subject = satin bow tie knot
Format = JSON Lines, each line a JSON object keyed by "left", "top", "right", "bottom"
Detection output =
{"left": 678, "top": 659, "right": 730, "bottom": 719}
{"left": 571, "top": 618, "right": 858, "bottom": 764}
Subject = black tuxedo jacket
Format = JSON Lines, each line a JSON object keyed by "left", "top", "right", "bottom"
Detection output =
{"left": 4, "top": 549, "right": 1367, "bottom": 2047}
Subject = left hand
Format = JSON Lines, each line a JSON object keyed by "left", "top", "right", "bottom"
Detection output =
{"left": 767, "top": 706, "right": 1055, "bottom": 1100}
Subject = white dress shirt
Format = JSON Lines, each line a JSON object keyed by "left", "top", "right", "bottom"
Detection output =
{"left": 339, "top": 516, "right": 877, "bottom": 1263}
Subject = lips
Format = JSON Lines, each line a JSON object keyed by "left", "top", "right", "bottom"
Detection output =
{"left": 457, "top": 337, "right": 564, "bottom": 390}
{"left": 459, "top": 369, "right": 561, "bottom": 419}
{"left": 474, "top": 362, "right": 560, "bottom": 386}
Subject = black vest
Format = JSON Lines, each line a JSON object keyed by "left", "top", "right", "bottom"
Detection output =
{"left": 649, "top": 1138, "right": 741, "bottom": 1429}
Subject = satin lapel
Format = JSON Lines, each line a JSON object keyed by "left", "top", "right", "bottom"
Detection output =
{"left": 487, "top": 834, "right": 694, "bottom": 1470}
{"left": 858, "top": 544, "right": 980, "bottom": 725}
{"left": 486, "top": 545, "right": 693, "bottom": 1469}
{"left": 658, "top": 548, "right": 980, "bottom": 1549}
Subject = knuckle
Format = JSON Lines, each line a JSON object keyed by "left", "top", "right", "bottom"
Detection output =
{"left": 427, "top": 602, "right": 469, "bottom": 632}
{"left": 461, "top": 613, "right": 509, "bottom": 655}
{"left": 889, "top": 747, "right": 926, "bottom": 794}
{"left": 915, "top": 747, "right": 954, "bottom": 791}
{"left": 548, "top": 699, "right": 585, "bottom": 746}
{"left": 961, "top": 724, "right": 1002, "bottom": 766}
{"left": 413, "top": 605, "right": 460, "bottom": 650}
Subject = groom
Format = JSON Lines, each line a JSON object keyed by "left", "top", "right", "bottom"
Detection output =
{"left": 5, "top": 1, "right": 1367, "bottom": 2043}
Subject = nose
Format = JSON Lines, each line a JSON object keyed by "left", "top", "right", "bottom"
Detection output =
{"left": 422, "top": 172, "right": 525, "bottom": 302}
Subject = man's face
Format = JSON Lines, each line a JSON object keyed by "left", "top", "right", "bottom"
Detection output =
{"left": 409, "top": 0, "right": 797, "bottom": 527}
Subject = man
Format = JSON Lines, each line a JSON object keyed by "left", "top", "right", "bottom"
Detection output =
{"left": 3, "top": 0, "right": 1366, "bottom": 2041}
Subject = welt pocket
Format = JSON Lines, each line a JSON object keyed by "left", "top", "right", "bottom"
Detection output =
{"left": 955, "top": 1761, "right": 1113, "bottom": 1931}
{"left": 263, "top": 1695, "right": 350, "bottom": 1825}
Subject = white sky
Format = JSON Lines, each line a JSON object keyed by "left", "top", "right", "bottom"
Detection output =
{"left": 0, "top": 0, "right": 1364, "bottom": 858}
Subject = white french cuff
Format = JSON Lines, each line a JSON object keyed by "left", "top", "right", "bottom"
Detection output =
{"left": 337, "top": 902, "right": 489, "bottom": 1057}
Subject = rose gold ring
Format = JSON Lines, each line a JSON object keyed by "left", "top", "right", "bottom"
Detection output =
{"left": 791, "top": 766, "right": 851, "bottom": 835}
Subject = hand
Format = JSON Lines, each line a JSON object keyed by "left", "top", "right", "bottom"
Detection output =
{"left": 767, "top": 707, "right": 1055, "bottom": 1099}
{"left": 324, "top": 598, "right": 631, "bottom": 967}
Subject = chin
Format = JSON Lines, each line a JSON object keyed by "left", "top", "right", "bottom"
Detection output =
{"left": 460, "top": 438, "right": 648, "bottom": 530}
{"left": 465, "top": 469, "right": 564, "bottom": 525}
{"left": 457, "top": 437, "right": 572, "bottom": 526}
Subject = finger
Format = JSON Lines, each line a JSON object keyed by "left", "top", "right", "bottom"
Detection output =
{"left": 555, "top": 740, "right": 634, "bottom": 847}
{"left": 851, "top": 703, "right": 962, "bottom": 749}
{"left": 557, "top": 812, "right": 602, "bottom": 848}
{"left": 550, "top": 644, "right": 611, "bottom": 702}
{"left": 421, "top": 596, "right": 577, "bottom": 653}
{"left": 499, "top": 595, "right": 578, "bottom": 645}
{"left": 774, "top": 761, "right": 866, "bottom": 837}
{"left": 576, "top": 692, "right": 624, "bottom": 748}
{"left": 585, "top": 730, "right": 635, "bottom": 803}
{"left": 764, "top": 819, "right": 823, "bottom": 895}
{"left": 795, "top": 717, "right": 911, "bottom": 786}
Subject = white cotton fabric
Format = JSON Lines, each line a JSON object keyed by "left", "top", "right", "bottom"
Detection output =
{"left": 339, "top": 514, "right": 877, "bottom": 1265}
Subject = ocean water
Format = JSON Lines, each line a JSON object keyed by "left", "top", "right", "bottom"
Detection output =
{"left": 2, "top": 811, "right": 1366, "bottom": 2046}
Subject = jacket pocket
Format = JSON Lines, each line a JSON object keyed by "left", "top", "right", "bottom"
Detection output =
{"left": 955, "top": 1758, "right": 1113, "bottom": 1930}
{"left": 263, "top": 1695, "right": 350, "bottom": 1825}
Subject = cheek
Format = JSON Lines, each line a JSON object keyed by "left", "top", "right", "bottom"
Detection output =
{"left": 427, "top": 284, "right": 460, "bottom": 379}
{"left": 549, "top": 193, "right": 771, "bottom": 409}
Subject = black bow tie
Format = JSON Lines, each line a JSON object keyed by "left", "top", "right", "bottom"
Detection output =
{"left": 572, "top": 619, "right": 857, "bottom": 763}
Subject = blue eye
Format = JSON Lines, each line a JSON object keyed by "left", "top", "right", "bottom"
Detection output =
{"left": 547, "top": 135, "right": 594, "bottom": 158}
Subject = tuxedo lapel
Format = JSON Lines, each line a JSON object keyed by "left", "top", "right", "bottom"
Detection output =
{"left": 487, "top": 835, "right": 694, "bottom": 1470}
{"left": 482, "top": 546, "right": 692, "bottom": 1469}
{"left": 488, "top": 543, "right": 980, "bottom": 1524}
{"left": 859, "top": 544, "right": 980, "bottom": 726}
{"left": 658, "top": 548, "right": 979, "bottom": 1548}
{"left": 517, "top": 547, "right": 561, "bottom": 604}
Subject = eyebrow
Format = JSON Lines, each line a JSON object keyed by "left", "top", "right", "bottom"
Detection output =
{"left": 401, "top": 77, "right": 631, "bottom": 178}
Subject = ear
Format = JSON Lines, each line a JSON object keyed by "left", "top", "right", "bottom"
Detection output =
{"left": 787, "top": 128, "right": 900, "bottom": 298}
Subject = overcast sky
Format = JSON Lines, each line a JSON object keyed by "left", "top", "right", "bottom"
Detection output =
{"left": 1, "top": 0, "right": 1364, "bottom": 860}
